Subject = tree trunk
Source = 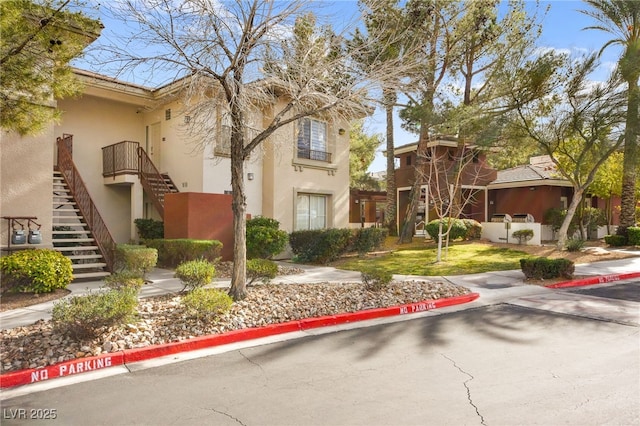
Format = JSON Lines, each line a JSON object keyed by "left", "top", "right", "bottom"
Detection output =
{"left": 384, "top": 90, "right": 397, "bottom": 236}
{"left": 556, "top": 188, "right": 584, "bottom": 249}
{"left": 618, "top": 77, "right": 639, "bottom": 232}
{"left": 228, "top": 107, "right": 248, "bottom": 301}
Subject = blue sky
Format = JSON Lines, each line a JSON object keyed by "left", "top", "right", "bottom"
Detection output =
{"left": 75, "top": 1, "right": 623, "bottom": 172}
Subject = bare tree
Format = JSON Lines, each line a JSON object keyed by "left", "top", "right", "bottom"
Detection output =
{"left": 100, "top": 0, "right": 406, "bottom": 299}
{"left": 416, "top": 143, "right": 493, "bottom": 262}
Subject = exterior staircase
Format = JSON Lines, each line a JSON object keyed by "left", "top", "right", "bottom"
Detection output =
{"left": 137, "top": 147, "right": 179, "bottom": 218}
{"left": 52, "top": 171, "right": 110, "bottom": 280}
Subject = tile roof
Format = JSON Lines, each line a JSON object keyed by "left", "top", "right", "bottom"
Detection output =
{"left": 491, "top": 160, "right": 563, "bottom": 184}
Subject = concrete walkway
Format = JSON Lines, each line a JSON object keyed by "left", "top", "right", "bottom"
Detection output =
{"left": 1, "top": 253, "right": 640, "bottom": 331}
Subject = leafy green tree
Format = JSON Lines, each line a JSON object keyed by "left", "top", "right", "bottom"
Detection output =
{"left": 589, "top": 151, "right": 623, "bottom": 232}
{"left": 581, "top": 0, "right": 640, "bottom": 234}
{"left": 0, "top": 0, "right": 101, "bottom": 135}
{"left": 352, "top": 0, "right": 410, "bottom": 235}
{"left": 349, "top": 120, "right": 383, "bottom": 191}
{"left": 508, "top": 55, "right": 626, "bottom": 248}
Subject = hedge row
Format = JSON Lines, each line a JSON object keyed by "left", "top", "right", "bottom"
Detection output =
{"left": 520, "top": 257, "right": 575, "bottom": 280}
{"left": 424, "top": 218, "right": 482, "bottom": 242}
{"left": 143, "top": 239, "right": 222, "bottom": 268}
{"left": 289, "top": 227, "right": 388, "bottom": 264}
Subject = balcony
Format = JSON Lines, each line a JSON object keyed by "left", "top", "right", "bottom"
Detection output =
{"left": 102, "top": 141, "right": 140, "bottom": 177}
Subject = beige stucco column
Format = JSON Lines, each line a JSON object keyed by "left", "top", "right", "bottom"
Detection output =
{"left": 131, "top": 180, "right": 144, "bottom": 241}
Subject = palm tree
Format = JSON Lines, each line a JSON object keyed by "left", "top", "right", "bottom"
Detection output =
{"left": 581, "top": 0, "right": 640, "bottom": 237}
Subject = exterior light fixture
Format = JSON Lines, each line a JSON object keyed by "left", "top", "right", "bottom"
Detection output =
{"left": 247, "top": 172, "right": 254, "bottom": 181}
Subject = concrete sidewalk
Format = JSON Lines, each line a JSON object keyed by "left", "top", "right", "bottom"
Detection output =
{"left": 1, "top": 254, "right": 639, "bottom": 331}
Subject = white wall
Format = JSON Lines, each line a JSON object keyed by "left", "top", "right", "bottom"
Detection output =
{"left": 481, "top": 222, "right": 542, "bottom": 246}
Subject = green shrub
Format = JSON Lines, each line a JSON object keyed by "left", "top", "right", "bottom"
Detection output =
{"left": 361, "top": 269, "right": 393, "bottom": 291}
{"left": 103, "top": 271, "right": 145, "bottom": 292}
{"left": 512, "top": 229, "right": 534, "bottom": 245}
{"left": 52, "top": 288, "right": 138, "bottom": 339}
{"left": 0, "top": 249, "right": 73, "bottom": 294}
{"left": 628, "top": 227, "right": 640, "bottom": 246}
{"left": 461, "top": 219, "right": 483, "bottom": 240}
{"left": 181, "top": 287, "right": 233, "bottom": 319}
{"left": 174, "top": 259, "right": 216, "bottom": 292}
{"left": 519, "top": 257, "right": 575, "bottom": 280}
{"left": 604, "top": 234, "right": 627, "bottom": 247}
{"left": 289, "top": 228, "right": 353, "bottom": 263}
{"left": 246, "top": 217, "right": 288, "bottom": 259}
{"left": 115, "top": 244, "right": 157, "bottom": 278}
{"left": 134, "top": 218, "right": 164, "bottom": 239}
{"left": 565, "top": 238, "right": 585, "bottom": 252}
{"left": 144, "top": 239, "right": 222, "bottom": 268}
{"left": 425, "top": 219, "right": 468, "bottom": 242}
{"left": 247, "top": 259, "right": 278, "bottom": 285}
{"left": 351, "top": 227, "right": 388, "bottom": 256}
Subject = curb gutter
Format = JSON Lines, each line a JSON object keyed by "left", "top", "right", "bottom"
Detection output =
{"left": 0, "top": 293, "right": 479, "bottom": 389}
{"left": 545, "top": 272, "right": 640, "bottom": 289}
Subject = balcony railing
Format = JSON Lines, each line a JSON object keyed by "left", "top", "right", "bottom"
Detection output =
{"left": 297, "top": 148, "right": 332, "bottom": 163}
{"left": 102, "top": 141, "right": 140, "bottom": 177}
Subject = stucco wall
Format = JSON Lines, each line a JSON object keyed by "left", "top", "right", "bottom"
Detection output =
{"left": 1, "top": 129, "right": 54, "bottom": 250}
{"left": 56, "top": 95, "right": 145, "bottom": 244}
{"left": 261, "top": 112, "right": 351, "bottom": 233}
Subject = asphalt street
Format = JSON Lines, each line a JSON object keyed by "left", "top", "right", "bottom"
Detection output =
{"left": 2, "top": 279, "right": 638, "bottom": 426}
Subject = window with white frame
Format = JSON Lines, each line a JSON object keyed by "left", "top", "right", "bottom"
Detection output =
{"left": 297, "top": 118, "right": 330, "bottom": 162}
{"left": 296, "top": 193, "right": 328, "bottom": 230}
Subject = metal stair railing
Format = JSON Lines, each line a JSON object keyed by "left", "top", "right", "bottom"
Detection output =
{"left": 137, "top": 146, "right": 174, "bottom": 219}
{"left": 56, "top": 134, "right": 116, "bottom": 272}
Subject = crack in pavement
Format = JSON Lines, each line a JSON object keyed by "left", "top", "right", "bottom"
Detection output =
{"left": 239, "top": 350, "right": 265, "bottom": 374}
{"left": 201, "top": 407, "right": 247, "bottom": 426}
{"left": 441, "top": 353, "right": 487, "bottom": 426}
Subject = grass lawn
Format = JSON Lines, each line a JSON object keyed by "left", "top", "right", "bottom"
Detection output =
{"left": 333, "top": 241, "right": 536, "bottom": 276}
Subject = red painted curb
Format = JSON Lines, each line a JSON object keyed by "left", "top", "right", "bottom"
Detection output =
{"left": 545, "top": 272, "right": 640, "bottom": 289}
{"left": 0, "top": 293, "right": 479, "bottom": 389}
{"left": 0, "top": 352, "right": 123, "bottom": 390}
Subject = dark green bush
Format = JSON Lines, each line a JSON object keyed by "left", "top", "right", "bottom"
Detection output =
{"left": 565, "top": 238, "right": 585, "bottom": 252}
{"left": 103, "top": 271, "right": 145, "bottom": 292}
{"left": 52, "top": 288, "right": 138, "bottom": 339}
{"left": 246, "top": 216, "right": 288, "bottom": 259}
{"left": 604, "top": 234, "right": 627, "bottom": 247}
{"left": 361, "top": 269, "right": 393, "bottom": 291}
{"left": 181, "top": 288, "right": 233, "bottom": 319}
{"left": 519, "top": 257, "right": 575, "bottom": 280}
{"left": 0, "top": 249, "right": 73, "bottom": 294}
{"left": 512, "top": 229, "right": 534, "bottom": 244}
{"left": 134, "top": 218, "right": 164, "bottom": 239}
{"left": 425, "top": 219, "right": 468, "bottom": 242}
{"left": 174, "top": 259, "right": 216, "bottom": 292}
{"left": 247, "top": 258, "right": 278, "bottom": 285}
{"left": 351, "top": 227, "right": 388, "bottom": 256}
{"left": 628, "top": 227, "right": 640, "bottom": 246}
{"left": 144, "top": 239, "right": 222, "bottom": 268}
{"left": 289, "top": 228, "right": 353, "bottom": 263}
{"left": 115, "top": 244, "right": 157, "bottom": 278}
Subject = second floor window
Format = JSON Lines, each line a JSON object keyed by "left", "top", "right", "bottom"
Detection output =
{"left": 297, "top": 118, "right": 330, "bottom": 162}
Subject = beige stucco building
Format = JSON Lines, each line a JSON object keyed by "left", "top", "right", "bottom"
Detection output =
{"left": 1, "top": 69, "right": 351, "bottom": 277}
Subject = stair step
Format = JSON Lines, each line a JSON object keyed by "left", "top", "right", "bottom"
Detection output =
{"left": 72, "top": 271, "right": 111, "bottom": 280}
{"left": 66, "top": 254, "right": 103, "bottom": 260}
{"left": 53, "top": 201, "right": 76, "bottom": 205}
{"left": 53, "top": 238, "right": 95, "bottom": 243}
{"left": 53, "top": 245, "right": 99, "bottom": 252}
{"left": 52, "top": 230, "right": 89, "bottom": 235}
{"left": 72, "top": 262, "right": 107, "bottom": 270}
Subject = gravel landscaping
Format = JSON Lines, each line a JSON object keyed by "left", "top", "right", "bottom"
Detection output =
{"left": 1, "top": 272, "right": 469, "bottom": 374}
